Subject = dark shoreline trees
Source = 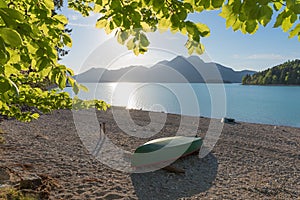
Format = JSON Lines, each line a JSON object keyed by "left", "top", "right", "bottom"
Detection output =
{"left": 242, "top": 60, "right": 300, "bottom": 85}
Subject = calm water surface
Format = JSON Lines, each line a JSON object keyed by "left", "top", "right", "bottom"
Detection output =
{"left": 66, "top": 83, "right": 300, "bottom": 128}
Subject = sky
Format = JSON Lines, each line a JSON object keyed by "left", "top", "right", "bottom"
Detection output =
{"left": 59, "top": 6, "right": 300, "bottom": 74}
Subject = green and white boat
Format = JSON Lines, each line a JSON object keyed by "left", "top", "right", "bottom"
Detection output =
{"left": 131, "top": 136, "right": 202, "bottom": 170}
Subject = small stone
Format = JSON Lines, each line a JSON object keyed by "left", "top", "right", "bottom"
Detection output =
{"left": 76, "top": 189, "right": 85, "bottom": 194}
{"left": 115, "top": 186, "right": 122, "bottom": 191}
{"left": 20, "top": 174, "right": 42, "bottom": 190}
{"left": 0, "top": 168, "right": 10, "bottom": 184}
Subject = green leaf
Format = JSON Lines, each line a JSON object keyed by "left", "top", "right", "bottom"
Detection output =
{"left": 153, "top": 0, "right": 164, "bottom": 11}
{"left": 185, "top": 21, "right": 195, "bottom": 35}
{"left": 96, "top": 18, "right": 107, "bottom": 28}
{"left": 290, "top": 4, "right": 300, "bottom": 14}
{"left": 140, "top": 33, "right": 149, "bottom": 47}
{"left": 0, "top": 49, "right": 9, "bottom": 65}
{"left": 133, "top": 46, "right": 139, "bottom": 55}
{"left": 290, "top": 13, "right": 297, "bottom": 24}
{"left": 185, "top": 39, "right": 205, "bottom": 55}
{"left": 31, "top": 113, "right": 40, "bottom": 119}
{"left": 123, "top": 16, "right": 130, "bottom": 29}
{"left": 131, "top": 11, "right": 141, "bottom": 24}
{"left": 59, "top": 73, "right": 66, "bottom": 89}
{"left": 170, "top": 14, "right": 180, "bottom": 27}
{"left": 53, "top": 15, "right": 68, "bottom": 24}
{"left": 95, "top": 0, "right": 103, "bottom": 5}
{"left": 161, "top": 7, "right": 169, "bottom": 16}
{"left": 201, "top": 0, "right": 211, "bottom": 9}
{"left": 0, "top": 0, "right": 7, "bottom": 8}
{"left": 225, "top": 14, "right": 237, "bottom": 28}
{"left": 259, "top": 0, "right": 269, "bottom": 5}
{"left": 117, "top": 31, "right": 129, "bottom": 45}
{"left": 67, "top": 68, "right": 75, "bottom": 76}
{"left": 6, "top": 49, "right": 20, "bottom": 64}
{"left": 0, "top": 75, "right": 11, "bottom": 93}
{"left": 104, "top": 21, "right": 113, "bottom": 34}
{"left": 36, "top": 57, "right": 50, "bottom": 72}
{"left": 158, "top": 18, "right": 171, "bottom": 32}
{"left": 273, "top": 2, "right": 283, "bottom": 11}
{"left": 196, "top": 23, "right": 210, "bottom": 37}
{"left": 67, "top": 76, "right": 75, "bottom": 87}
{"left": 240, "top": 21, "right": 247, "bottom": 34}
{"left": 111, "top": 0, "right": 121, "bottom": 11}
{"left": 79, "top": 84, "right": 89, "bottom": 92}
{"left": 192, "top": 34, "right": 200, "bottom": 43}
{"left": 273, "top": 11, "right": 284, "bottom": 28}
{"left": 126, "top": 38, "right": 135, "bottom": 50}
{"left": 282, "top": 15, "right": 294, "bottom": 32}
{"left": 259, "top": 5, "right": 273, "bottom": 26}
{"left": 219, "top": 5, "right": 232, "bottom": 18}
{"left": 73, "top": 82, "right": 80, "bottom": 94}
{"left": 62, "top": 33, "right": 72, "bottom": 47}
{"left": 39, "top": 66, "right": 52, "bottom": 77}
{"left": 245, "top": 20, "right": 258, "bottom": 34}
{"left": 131, "top": 2, "right": 139, "bottom": 8}
{"left": 44, "top": 0, "right": 55, "bottom": 10}
{"left": 113, "top": 14, "right": 122, "bottom": 26}
{"left": 289, "top": 23, "right": 300, "bottom": 38}
{"left": 286, "top": 0, "right": 294, "bottom": 9}
{"left": 0, "top": 8, "right": 24, "bottom": 22}
{"left": 4, "top": 65, "right": 18, "bottom": 76}
{"left": 178, "top": 10, "right": 187, "bottom": 21}
{"left": 0, "top": 28, "right": 22, "bottom": 47}
{"left": 143, "top": 0, "right": 151, "bottom": 6}
{"left": 195, "top": 43, "right": 205, "bottom": 54}
{"left": 231, "top": 0, "right": 242, "bottom": 13}
{"left": 211, "top": 0, "right": 224, "bottom": 9}
{"left": 183, "top": 2, "right": 193, "bottom": 11}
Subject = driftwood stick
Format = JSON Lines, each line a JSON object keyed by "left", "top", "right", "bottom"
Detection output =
{"left": 102, "top": 122, "right": 106, "bottom": 134}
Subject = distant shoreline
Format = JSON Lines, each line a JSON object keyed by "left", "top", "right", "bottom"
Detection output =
{"left": 73, "top": 81, "right": 238, "bottom": 83}
{"left": 119, "top": 106, "right": 300, "bottom": 128}
{"left": 242, "top": 83, "right": 300, "bottom": 86}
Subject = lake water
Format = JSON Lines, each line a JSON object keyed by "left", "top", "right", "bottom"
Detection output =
{"left": 66, "top": 83, "right": 300, "bottom": 128}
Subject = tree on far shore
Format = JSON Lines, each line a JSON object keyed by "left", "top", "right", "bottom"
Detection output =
{"left": 0, "top": 0, "right": 299, "bottom": 121}
{"left": 242, "top": 59, "right": 300, "bottom": 85}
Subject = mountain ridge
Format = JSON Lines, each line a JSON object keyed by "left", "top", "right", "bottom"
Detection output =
{"left": 75, "top": 56, "right": 256, "bottom": 83}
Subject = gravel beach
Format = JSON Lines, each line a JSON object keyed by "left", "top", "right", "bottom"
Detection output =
{"left": 0, "top": 107, "right": 299, "bottom": 199}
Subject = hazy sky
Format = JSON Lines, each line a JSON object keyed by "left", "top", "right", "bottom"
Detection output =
{"left": 59, "top": 6, "right": 300, "bottom": 74}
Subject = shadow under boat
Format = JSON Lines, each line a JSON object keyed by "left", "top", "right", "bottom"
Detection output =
{"left": 130, "top": 152, "right": 218, "bottom": 200}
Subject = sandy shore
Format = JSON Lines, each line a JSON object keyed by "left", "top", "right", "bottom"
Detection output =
{"left": 0, "top": 107, "right": 299, "bottom": 199}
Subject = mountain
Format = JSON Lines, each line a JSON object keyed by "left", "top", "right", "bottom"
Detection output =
{"left": 242, "top": 59, "right": 300, "bottom": 85}
{"left": 75, "top": 56, "right": 256, "bottom": 83}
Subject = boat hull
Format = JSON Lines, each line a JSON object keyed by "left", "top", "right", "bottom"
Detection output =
{"left": 131, "top": 136, "right": 202, "bottom": 170}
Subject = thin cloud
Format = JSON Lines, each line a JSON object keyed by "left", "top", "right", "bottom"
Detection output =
{"left": 67, "top": 14, "right": 81, "bottom": 21}
{"left": 68, "top": 12, "right": 100, "bottom": 21}
{"left": 232, "top": 54, "right": 241, "bottom": 59}
{"left": 246, "top": 54, "right": 284, "bottom": 60}
{"left": 68, "top": 23, "right": 95, "bottom": 28}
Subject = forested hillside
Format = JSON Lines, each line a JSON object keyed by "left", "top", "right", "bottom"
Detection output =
{"left": 242, "top": 60, "right": 300, "bottom": 85}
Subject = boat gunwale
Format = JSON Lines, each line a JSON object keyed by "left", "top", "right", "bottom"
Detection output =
{"left": 136, "top": 136, "right": 202, "bottom": 153}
